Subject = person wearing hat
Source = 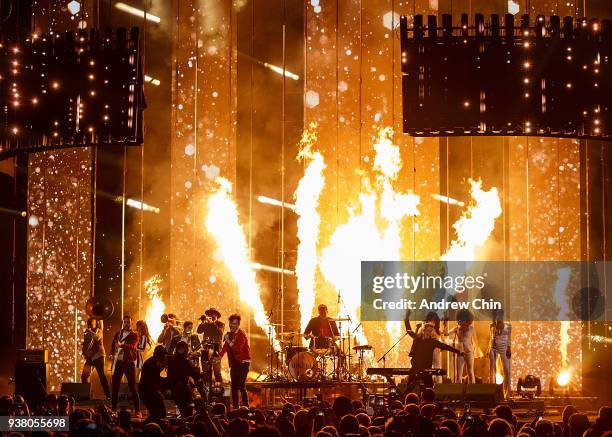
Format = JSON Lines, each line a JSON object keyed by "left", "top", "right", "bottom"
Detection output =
{"left": 138, "top": 345, "right": 168, "bottom": 423}
{"left": 167, "top": 340, "right": 204, "bottom": 417}
{"left": 157, "top": 313, "right": 181, "bottom": 352}
{"left": 197, "top": 308, "right": 225, "bottom": 384}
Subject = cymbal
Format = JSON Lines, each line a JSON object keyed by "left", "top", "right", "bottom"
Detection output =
{"left": 277, "top": 332, "right": 309, "bottom": 338}
{"left": 353, "top": 345, "right": 373, "bottom": 351}
{"left": 263, "top": 323, "right": 282, "bottom": 326}
{"left": 330, "top": 318, "right": 351, "bottom": 322}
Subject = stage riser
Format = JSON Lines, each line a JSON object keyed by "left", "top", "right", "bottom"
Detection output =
{"left": 248, "top": 382, "right": 384, "bottom": 408}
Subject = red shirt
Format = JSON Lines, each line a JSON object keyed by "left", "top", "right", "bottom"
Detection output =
{"left": 219, "top": 328, "right": 251, "bottom": 366}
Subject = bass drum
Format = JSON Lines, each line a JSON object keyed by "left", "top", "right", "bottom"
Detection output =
{"left": 287, "top": 351, "right": 318, "bottom": 381}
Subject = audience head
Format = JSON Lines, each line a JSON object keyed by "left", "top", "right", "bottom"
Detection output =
{"left": 227, "top": 417, "right": 250, "bottom": 437}
{"left": 568, "top": 413, "right": 590, "bottom": 437}
{"left": 332, "top": 396, "right": 353, "bottom": 422}
{"left": 534, "top": 419, "right": 555, "bottom": 437}
{"left": 338, "top": 414, "right": 359, "bottom": 436}
{"left": 404, "top": 392, "right": 420, "bottom": 405}
{"left": 562, "top": 405, "right": 578, "bottom": 426}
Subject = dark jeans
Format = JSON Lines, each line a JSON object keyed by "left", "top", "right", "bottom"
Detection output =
{"left": 202, "top": 356, "right": 223, "bottom": 384}
{"left": 112, "top": 360, "right": 140, "bottom": 412}
{"left": 229, "top": 362, "right": 250, "bottom": 409}
{"left": 138, "top": 385, "right": 166, "bottom": 423}
{"left": 81, "top": 356, "right": 111, "bottom": 399}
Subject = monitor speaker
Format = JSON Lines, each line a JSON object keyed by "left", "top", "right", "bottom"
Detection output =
{"left": 434, "top": 383, "right": 465, "bottom": 402}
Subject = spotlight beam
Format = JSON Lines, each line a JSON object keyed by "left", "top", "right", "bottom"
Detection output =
{"left": 431, "top": 193, "right": 465, "bottom": 207}
{"left": 257, "top": 195, "right": 297, "bottom": 212}
{"left": 0, "top": 207, "right": 26, "bottom": 217}
{"left": 144, "top": 75, "right": 161, "bottom": 86}
{"left": 238, "top": 51, "right": 300, "bottom": 81}
{"left": 114, "top": 2, "right": 161, "bottom": 23}
{"left": 251, "top": 262, "right": 295, "bottom": 276}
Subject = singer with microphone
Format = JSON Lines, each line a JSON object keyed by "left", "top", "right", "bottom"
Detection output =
{"left": 219, "top": 313, "right": 251, "bottom": 409}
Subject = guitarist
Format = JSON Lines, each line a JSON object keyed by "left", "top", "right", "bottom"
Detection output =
{"left": 81, "top": 318, "right": 111, "bottom": 400}
{"left": 169, "top": 321, "right": 202, "bottom": 370}
{"left": 110, "top": 315, "right": 140, "bottom": 414}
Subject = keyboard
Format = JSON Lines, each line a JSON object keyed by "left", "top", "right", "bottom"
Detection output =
{"left": 366, "top": 367, "right": 446, "bottom": 377}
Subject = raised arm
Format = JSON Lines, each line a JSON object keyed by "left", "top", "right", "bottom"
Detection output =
{"left": 404, "top": 311, "right": 416, "bottom": 339}
{"left": 433, "top": 339, "right": 461, "bottom": 355}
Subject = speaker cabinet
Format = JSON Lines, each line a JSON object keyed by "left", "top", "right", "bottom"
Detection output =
{"left": 434, "top": 383, "right": 465, "bottom": 402}
{"left": 61, "top": 382, "right": 91, "bottom": 400}
{"left": 465, "top": 383, "right": 503, "bottom": 404}
{"left": 14, "top": 362, "right": 48, "bottom": 407}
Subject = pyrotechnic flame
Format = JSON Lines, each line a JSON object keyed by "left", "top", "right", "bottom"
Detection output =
{"left": 144, "top": 275, "right": 165, "bottom": 341}
{"left": 319, "top": 128, "right": 420, "bottom": 347}
{"left": 554, "top": 267, "right": 572, "bottom": 373}
{"left": 560, "top": 321, "right": 571, "bottom": 369}
{"left": 442, "top": 179, "right": 502, "bottom": 261}
{"left": 206, "top": 177, "right": 280, "bottom": 350}
{"left": 294, "top": 124, "right": 326, "bottom": 332}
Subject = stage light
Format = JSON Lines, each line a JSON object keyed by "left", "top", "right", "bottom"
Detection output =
{"left": 508, "top": 0, "right": 520, "bottom": 15}
{"left": 67, "top": 1, "right": 81, "bottom": 15}
{"left": 382, "top": 11, "right": 401, "bottom": 31}
{"left": 114, "top": 2, "right": 161, "bottom": 24}
{"left": 257, "top": 195, "right": 297, "bottom": 212}
{"left": 251, "top": 262, "right": 295, "bottom": 276}
{"left": 496, "top": 373, "right": 504, "bottom": 384}
{"left": 431, "top": 194, "right": 465, "bottom": 207}
{"left": 144, "top": 74, "right": 161, "bottom": 86}
{"left": 0, "top": 207, "right": 27, "bottom": 218}
{"left": 556, "top": 370, "right": 571, "bottom": 387}
{"left": 517, "top": 374, "right": 542, "bottom": 398}
{"left": 262, "top": 62, "right": 300, "bottom": 81}
{"left": 549, "top": 370, "right": 573, "bottom": 396}
{"left": 590, "top": 334, "right": 612, "bottom": 344}
{"left": 112, "top": 195, "right": 160, "bottom": 213}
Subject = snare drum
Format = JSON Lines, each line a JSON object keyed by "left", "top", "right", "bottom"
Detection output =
{"left": 288, "top": 351, "right": 318, "bottom": 381}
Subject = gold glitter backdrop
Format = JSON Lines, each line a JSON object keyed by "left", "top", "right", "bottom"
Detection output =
{"left": 27, "top": 1, "right": 93, "bottom": 390}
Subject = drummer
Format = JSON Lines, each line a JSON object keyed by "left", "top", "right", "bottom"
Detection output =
{"left": 303, "top": 304, "right": 340, "bottom": 352}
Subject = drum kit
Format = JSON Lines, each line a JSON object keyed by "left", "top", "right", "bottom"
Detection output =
{"left": 262, "top": 319, "right": 375, "bottom": 382}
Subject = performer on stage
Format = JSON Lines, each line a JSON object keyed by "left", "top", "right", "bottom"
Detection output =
{"left": 157, "top": 314, "right": 181, "bottom": 352}
{"left": 423, "top": 312, "right": 443, "bottom": 383}
{"left": 220, "top": 313, "right": 251, "bottom": 409}
{"left": 138, "top": 345, "right": 168, "bottom": 423}
{"left": 489, "top": 309, "right": 512, "bottom": 398}
{"left": 443, "top": 309, "right": 482, "bottom": 384}
{"left": 404, "top": 310, "right": 462, "bottom": 388}
{"left": 135, "top": 320, "right": 153, "bottom": 371}
{"left": 169, "top": 321, "right": 201, "bottom": 369}
{"left": 110, "top": 315, "right": 140, "bottom": 414}
{"left": 303, "top": 304, "right": 340, "bottom": 350}
{"left": 167, "top": 340, "right": 204, "bottom": 417}
{"left": 81, "top": 318, "right": 111, "bottom": 400}
{"left": 197, "top": 308, "right": 224, "bottom": 384}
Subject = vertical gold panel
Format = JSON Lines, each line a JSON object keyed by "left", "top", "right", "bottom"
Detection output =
{"left": 170, "top": 0, "right": 238, "bottom": 324}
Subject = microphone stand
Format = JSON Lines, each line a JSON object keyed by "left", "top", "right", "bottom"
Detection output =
{"left": 377, "top": 330, "right": 409, "bottom": 368}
